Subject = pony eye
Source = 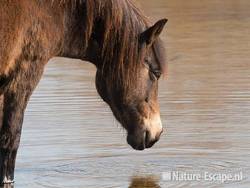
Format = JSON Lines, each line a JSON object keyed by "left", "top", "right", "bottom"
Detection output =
{"left": 149, "top": 70, "right": 161, "bottom": 81}
{"left": 143, "top": 60, "right": 161, "bottom": 81}
{"left": 153, "top": 71, "right": 161, "bottom": 79}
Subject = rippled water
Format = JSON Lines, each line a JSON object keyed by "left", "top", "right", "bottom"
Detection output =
{"left": 10, "top": 0, "right": 250, "bottom": 187}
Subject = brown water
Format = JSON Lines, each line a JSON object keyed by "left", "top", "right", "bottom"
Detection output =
{"left": 11, "top": 0, "right": 250, "bottom": 187}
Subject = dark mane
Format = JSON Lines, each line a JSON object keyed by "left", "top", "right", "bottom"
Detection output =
{"left": 60, "top": 0, "right": 167, "bottom": 87}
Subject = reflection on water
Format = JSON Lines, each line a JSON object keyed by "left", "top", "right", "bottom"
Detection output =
{"left": 13, "top": 0, "right": 250, "bottom": 187}
{"left": 0, "top": 184, "right": 14, "bottom": 188}
{"left": 128, "top": 177, "right": 161, "bottom": 188}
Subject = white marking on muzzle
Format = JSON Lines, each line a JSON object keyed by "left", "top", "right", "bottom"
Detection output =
{"left": 144, "top": 113, "right": 163, "bottom": 139}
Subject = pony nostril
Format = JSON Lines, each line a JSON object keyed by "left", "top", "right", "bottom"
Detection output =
{"left": 145, "top": 129, "right": 162, "bottom": 148}
{"left": 157, "top": 129, "right": 163, "bottom": 140}
{"left": 145, "top": 130, "right": 150, "bottom": 146}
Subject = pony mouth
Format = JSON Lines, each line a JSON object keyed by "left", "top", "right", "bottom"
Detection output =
{"left": 126, "top": 130, "right": 159, "bottom": 151}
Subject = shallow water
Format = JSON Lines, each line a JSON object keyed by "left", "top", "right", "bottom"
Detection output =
{"left": 9, "top": 0, "right": 250, "bottom": 187}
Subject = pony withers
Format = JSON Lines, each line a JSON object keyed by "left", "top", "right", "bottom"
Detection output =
{"left": 0, "top": 0, "right": 167, "bottom": 184}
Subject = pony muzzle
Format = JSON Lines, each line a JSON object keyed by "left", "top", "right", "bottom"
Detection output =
{"left": 127, "top": 114, "right": 163, "bottom": 150}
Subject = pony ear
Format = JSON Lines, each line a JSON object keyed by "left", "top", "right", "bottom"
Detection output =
{"left": 140, "top": 19, "right": 168, "bottom": 45}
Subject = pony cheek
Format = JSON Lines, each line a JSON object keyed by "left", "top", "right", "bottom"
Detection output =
{"left": 97, "top": 86, "right": 109, "bottom": 103}
{"left": 95, "top": 78, "right": 109, "bottom": 103}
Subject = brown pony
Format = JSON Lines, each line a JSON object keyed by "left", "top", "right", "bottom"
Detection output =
{"left": 0, "top": 0, "right": 167, "bottom": 184}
